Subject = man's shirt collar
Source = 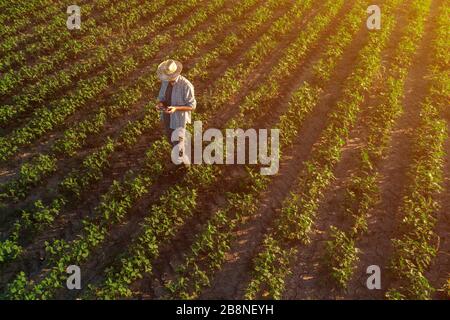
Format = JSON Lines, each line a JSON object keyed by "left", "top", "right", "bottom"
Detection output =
{"left": 171, "top": 75, "right": 181, "bottom": 84}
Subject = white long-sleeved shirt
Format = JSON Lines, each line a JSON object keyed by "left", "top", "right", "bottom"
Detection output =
{"left": 157, "top": 75, "right": 196, "bottom": 129}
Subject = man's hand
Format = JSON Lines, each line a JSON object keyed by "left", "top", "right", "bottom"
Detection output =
{"left": 165, "top": 106, "right": 177, "bottom": 114}
{"left": 155, "top": 102, "right": 165, "bottom": 111}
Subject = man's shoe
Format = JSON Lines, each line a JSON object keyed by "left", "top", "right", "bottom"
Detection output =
{"left": 165, "top": 162, "right": 178, "bottom": 171}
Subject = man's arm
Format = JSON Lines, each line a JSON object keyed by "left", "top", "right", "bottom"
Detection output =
{"left": 165, "top": 105, "right": 193, "bottom": 113}
{"left": 165, "top": 81, "right": 196, "bottom": 113}
{"left": 155, "top": 100, "right": 166, "bottom": 111}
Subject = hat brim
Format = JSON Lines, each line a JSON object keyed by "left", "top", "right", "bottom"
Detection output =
{"left": 157, "top": 60, "right": 183, "bottom": 81}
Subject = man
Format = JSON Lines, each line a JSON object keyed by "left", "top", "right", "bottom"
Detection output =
{"left": 155, "top": 59, "right": 196, "bottom": 164}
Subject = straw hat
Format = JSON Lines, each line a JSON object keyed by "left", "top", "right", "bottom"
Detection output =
{"left": 157, "top": 59, "right": 183, "bottom": 81}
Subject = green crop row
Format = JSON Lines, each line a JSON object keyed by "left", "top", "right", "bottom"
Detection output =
{"left": 386, "top": 2, "right": 449, "bottom": 300}
{"left": 0, "top": 0, "right": 64, "bottom": 46}
{"left": 2, "top": 0, "right": 294, "bottom": 298}
{"left": 0, "top": 154, "right": 57, "bottom": 202}
{"left": 0, "top": 0, "right": 138, "bottom": 72}
{"left": 0, "top": 0, "right": 179, "bottom": 124}
{"left": 0, "top": 0, "right": 259, "bottom": 264}
{"left": 0, "top": 0, "right": 273, "bottom": 262}
{"left": 165, "top": 0, "right": 360, "bottom": 299}
{"left": 0, "top": 0, "right": 209, "bottom": 162}
{"left": 79, "top": 0, "right": 338, "bottom": 300}
{"left": 323, "top": 0, "right": 431, "bottom": 289}
{"left": 0, "top": 0, "right": 132, "bottom": 95}
{"left": 88, "top": 0, "right": 354, "bottom": 300}
{"left": 245, "top": 0, "right": 403, "bottom": 299}
{"left": 4, "top": 139, "right": 171, "bottom": 299}
{"left": 0, "top": 0, "right": 226, "bottom": 203}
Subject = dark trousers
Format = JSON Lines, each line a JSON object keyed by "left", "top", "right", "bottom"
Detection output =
{"left": 162, "top": 113, "right": 187, "bottom": 162}
{"left": 162, "top": 112, "right": 174, "bottom": 145}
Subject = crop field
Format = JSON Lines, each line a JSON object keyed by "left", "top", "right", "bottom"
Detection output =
{"left": 0, "top": 0, "right": 448, "bottom": 300}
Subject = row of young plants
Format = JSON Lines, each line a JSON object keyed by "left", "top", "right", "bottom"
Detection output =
{"left": 385, "top": 2, "right": 449, "bottom": 300}
{"left": 0, "top": 0, "right": 93, "bottom": 58}
{"left": 386, "top": 102, "right": 447, "bottom": 299}
{"left": 87, "top": 163, "right": 221, "bottom": 299}
{"left": 322, "top": 0, "right": 432, "bottom": 289}
{"left": 0, "top": 0, "right": 173, "bottom": 123}
{"left": 164, "top": 168, "right": 269, "bottom": 299}
{"left": 0, "top": 106, "right": 159, "bottom": 265}
{"left": 244, "top": 0, "right": 404, "bottom": 299}
{"left": 0, "top": 0, "right": 63, "bottom": 47}
{"left": 431, "top": 5, "right": 450, "bottom": 120}
{"left": 0, "top": 0, "right": 229, "bottom": 203}
{"left": 86, "top": 0, "right": 351, "bottom": 300}
{"left": 192, "top": 0, "right": 315, "bottom": 123}
{"left": 5, "top": 1, "right": 182, "bottom": 91}
{"left": 4, "top": 138, "right": 172, "bottom": 299}
{"left": 50, "top": 0, "right": 272, "bottom": 157}
{"left": 0, "top": 0, "right": 128, "bottom": 95}
{"left": 0, "top": 0, "right": 261, "bottom": 264}
{"left": 1, "top": 0, "right": 295, "bottom": 295}
{"left": 0, "top": 0, "right": 272, "bottom": 216}
{"left": 51, "top": 0, "right": 297, "bottom": 159}
{"left": 0, "top": 54, "right": 136, "bottom": 159}
{"left": 1, "top": 1, "right": 316, "bottom": 297}
{"left": 0, "top": 0, "right": 210, "bottom": 162}
{"left": 0, "top": 0, "right": 292, "bottom": 216}
{"left": 0, "top": 0, "right": 34, "bottom": 17}
{"left": 0, "top": 0, "right": 49, "bottom": 30}
{"left": 0, "top": 0, "right": 135, "bottom": 73}
{"left": 228, "top": 0, "right": 353, "bottom": 128}
{"left": 0, "top": 154, "right": 57, "bottom": 202}
{"left": 164, "top": 0, "right": 369, "bottom": 299}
